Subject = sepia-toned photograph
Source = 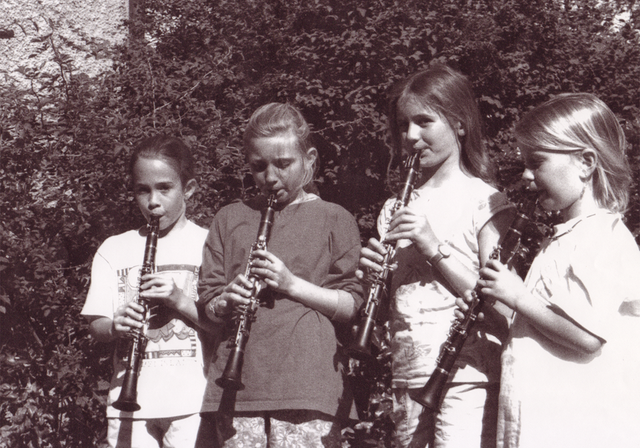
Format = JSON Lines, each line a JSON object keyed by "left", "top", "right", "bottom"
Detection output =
{"left": 1, "top": 1, "right": 639, "bottom": 447}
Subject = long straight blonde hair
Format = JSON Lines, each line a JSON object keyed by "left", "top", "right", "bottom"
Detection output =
{"left": 387, "top": 63, "right": 492, "bottom": 183}
{"left": 516, "top": 93, "right": 631, "bottom": 213}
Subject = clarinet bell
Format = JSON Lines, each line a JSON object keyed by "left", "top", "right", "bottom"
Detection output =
{"left": 408, "top": 372, "right": 447, "bottom": 411}
{"left": 346, "top": 317, "right": 375, "bottom": 361}
{"left": 216, "top": 347, "right": 246, "bottom": 390}
{"left": 112, "top": 345, "right": 144, "bottom": 412}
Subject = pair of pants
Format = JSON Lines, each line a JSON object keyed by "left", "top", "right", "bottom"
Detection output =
{"left": 391, "top": 383, "right": 498, "bottom": 448}
{"left": 204, "top": 409, "right": 341, "bottom": 448}
{"left": 108, "top": 413, "right": 201, "bottom": 448}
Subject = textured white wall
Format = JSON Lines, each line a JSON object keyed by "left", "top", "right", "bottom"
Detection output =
{"left": 0, "top": 0, "right": 129, "bottom": 89}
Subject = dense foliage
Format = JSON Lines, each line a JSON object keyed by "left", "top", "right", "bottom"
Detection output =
{"left": 1, "top": 0, "right": 639, "bottom": 445}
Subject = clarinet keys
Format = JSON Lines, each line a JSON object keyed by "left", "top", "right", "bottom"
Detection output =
{"left": 215, "top": 194, "right": 277, "bottom": 390}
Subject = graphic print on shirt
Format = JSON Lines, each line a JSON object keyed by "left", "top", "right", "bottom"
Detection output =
{"left": 115, "top": 264, "right": 200, "bottom": 368}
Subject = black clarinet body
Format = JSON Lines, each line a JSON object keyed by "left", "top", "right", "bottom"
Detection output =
{"left": 216, "top": 194, "right": 277, "bottom": 390}
{"left": 112, "top": 215, "right": 160, "bottom": 412}
{"left": 346, "top": 152, "right": 421, "bottom": 360}
{"left": 409, "top": 199, "right": 535, "bottom": 410}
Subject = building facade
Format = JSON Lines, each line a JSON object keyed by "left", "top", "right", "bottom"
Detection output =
{"left": 0, "top": 0, "right": 132, "bottom": 89}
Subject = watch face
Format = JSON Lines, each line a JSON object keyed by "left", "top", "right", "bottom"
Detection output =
{"left": 439, "top": 244, "right": 451, "bottom": 257}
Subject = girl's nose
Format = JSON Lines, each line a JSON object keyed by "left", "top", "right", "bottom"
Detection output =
{"left": 405, "top": 122, "right": 420, "bottom": 143}
{"left": 264, "top": 165, "right": 278, "bottom": 185}
{"left": 148, "top": 190, "right": 161, "bottom": 208}
{"left": 521, "top": 168, "right": 534, "bottom": 182}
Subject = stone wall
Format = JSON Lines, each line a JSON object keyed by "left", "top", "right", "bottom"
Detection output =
{"left": 0, "top": 0, "right": 130, "bottom": 90}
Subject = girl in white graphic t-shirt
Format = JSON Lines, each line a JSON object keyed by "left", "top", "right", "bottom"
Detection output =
{"left": 82, "top": 135, "right": 213, "bottom": 447}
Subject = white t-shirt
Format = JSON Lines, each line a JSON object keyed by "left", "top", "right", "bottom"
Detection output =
{"left": 378, "top": 175, "right": 512, "bottom": 387}
{"left": 82, "top": 220, "right": 209, "bottom": 419}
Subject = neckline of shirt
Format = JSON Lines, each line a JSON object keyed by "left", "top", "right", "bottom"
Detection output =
{"left": 551, "top": 209, "right": 615, "bottom": 239}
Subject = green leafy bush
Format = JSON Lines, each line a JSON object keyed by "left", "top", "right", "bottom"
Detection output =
{"left": 1, "top": 0, "right": 638, "bottom": 445}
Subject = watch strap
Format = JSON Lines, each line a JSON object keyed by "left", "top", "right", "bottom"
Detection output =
{"left": 427, "top": 243, "right": 450, "bottom": 266}
{"left": 427, "top": 251, "right": 444, "bottom": 266}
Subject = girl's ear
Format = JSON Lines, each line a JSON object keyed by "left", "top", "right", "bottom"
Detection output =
{"left": 456, "top": 122, "right": 465, "bottom": 136}
{"left": 579, "top": 149, "right": 597, "bottom": 179}
{"left": 306, "top": 147, "right": 318, "bottom": 168}
{"left": 184, "top": 179, "right": 197, "bottom": 200}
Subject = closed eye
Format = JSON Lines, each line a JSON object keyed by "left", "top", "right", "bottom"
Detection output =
{"left": 523, "top": 153, "right": 546, "bottom": 170}
{"left": 250, "top": 161, "right": 267, "bottom": 172}
{"left": 414, "top": 116, "right": 435, "bottom": 127}
{"left": 156, "top": 182, "right": 174, "bottom": 191}
{"left": 274, "top": 159, "right": 293, "bottom": 169}
{"left": 528, "top": 158, "right": 545, "bottom": 170}
{"left": 134, "top": 185, "right": 150, "bottom": 195}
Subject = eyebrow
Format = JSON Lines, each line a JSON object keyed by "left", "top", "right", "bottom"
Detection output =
{"left": 134, "top": 180, "right": 176, "bottom": 188}
{"left": 525, "top": 148, "right": 584, "bottom": 155}
{"left": 250, "top": 155, "right": 296, "bottom": 163}
{"left": 403, "top": 109, "right": 438, "bottom": 120}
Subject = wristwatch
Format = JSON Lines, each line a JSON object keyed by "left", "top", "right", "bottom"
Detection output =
{"left": 427, "top": 243, "right": 451, "bottom": 266}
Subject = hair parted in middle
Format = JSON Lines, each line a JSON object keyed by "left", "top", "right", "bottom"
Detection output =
{"left": 129, "top": 135, "right": 195, "bottom": 186}
{"left": 387, "top": 63, "right": 491, "bottom": 183}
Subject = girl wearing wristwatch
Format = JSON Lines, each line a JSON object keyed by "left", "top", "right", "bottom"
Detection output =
{"left": 358, "top": 64, "right": 514, "bottom": 448}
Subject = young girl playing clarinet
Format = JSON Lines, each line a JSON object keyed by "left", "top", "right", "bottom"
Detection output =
{"left": 198, "top": 103, "right": 363, "bottom": 447}
{"left": 474, "top": 93, "right": 640, "bottom": 447}
{"left": 358, "top": 63, "right": 514, "bottom": 448}
{"left": 81, "top": 136, "right": 212, "bottom": 447}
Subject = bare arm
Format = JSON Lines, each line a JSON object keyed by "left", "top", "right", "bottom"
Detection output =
{"left": 88, "top": 316, "right": 118, "bottom": 342}
{"left": 244, "top": 249, "right": 357, "bottom": 323}
{"left": 430, "top": 208, "right": 515, "bottom": 297}
{"left": 478, "top": 259, "right": 603, "bottom": 355}
{"left": 377, "top": 207, "right": 515, "bottom": 297}
{"left": 140, "top": 273, "right": 218, "bottom": 333}
{"left": 86, "top": 300, "right": 147, "bottom": 342}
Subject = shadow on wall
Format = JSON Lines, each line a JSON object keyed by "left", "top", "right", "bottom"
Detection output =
{"left": 0, "top": 0, "right": 130, "bottom": 90}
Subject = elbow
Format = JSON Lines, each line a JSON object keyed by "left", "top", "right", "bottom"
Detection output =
{"left": 585, "top": 339, "right": 605, "bottom": 355}
{"left": 331, "top": 291, "right": 358, "bottom": 323}
{"left": 575, "top": 335, "right": 604, "bottom": 356}
{"left": 87, "top": 317, "right": 115, "bottom": 343}
{"left": 89, "top": 325, "right": 113, "bottom": 343}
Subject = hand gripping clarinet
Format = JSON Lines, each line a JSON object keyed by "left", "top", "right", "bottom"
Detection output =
{"left": 409, "top": 197, "right": 536, "bottom": 410}
{"left": 216, "top": 194, "right": 277, "bottom": 390}
{"left": 113, "top": 215, "right": 160, "bottom": 412}
{"left": 346, "top": 152, "right": 421, "bottom": 360}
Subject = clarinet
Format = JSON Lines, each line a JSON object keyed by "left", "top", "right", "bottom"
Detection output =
{"left": 216, "top": 194, "right": 277, "bottom": 390}
{"left": 346, "top": 152, "right": 421, "bottom": 360}
{"left": 409, "top": 198, "right": 536, "bottom": 410}
{"left": 113, "top": 215, "right": 160, "bottom": 412}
